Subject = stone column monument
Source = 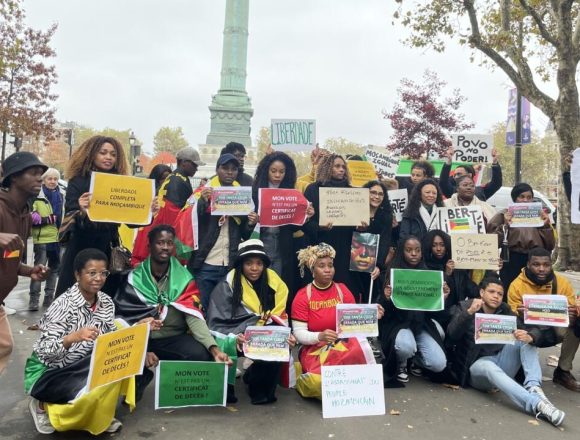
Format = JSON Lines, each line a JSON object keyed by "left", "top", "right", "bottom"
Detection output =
{"left": 201, "top": 0, "right": 256, "bottom": 169}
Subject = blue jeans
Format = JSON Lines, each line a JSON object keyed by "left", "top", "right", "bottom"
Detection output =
{"left": 194, "top": 264, "right": 229, "bottom": 311}
{"left": 29, "top": 243, "right": 60, "bottom": 304}
{"left": 469, "top": 341, "right": 542, "bottom": 414}
{"left": 395, "top": 328, "right": 447, "bottom": 372}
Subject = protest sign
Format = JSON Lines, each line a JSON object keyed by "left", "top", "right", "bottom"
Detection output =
{"left": 271, "top": 119, "right": 316, "bottom": 152}
{"left": 429, "top": 206, "right": 485, "bottom": 234}
{"left": 350, "top": 232, "right": 379, "bottom": 273}
{"left": 474, "top": 314, "right": 516, "bottom": 344}
{"left": 571, "top": 148, "right": 580, "bottom": 224}
{"left": 347, "top": 160, "right": 377, "bottom": 187}
{"left": 242, "top": 326, "right": 291, "bottom": 362}
{"left": 365, "top": 147, "right": 399, "bottom": 179}
{"left": 523, "top": 295, "right": 570, "bottom": 327}
{"left": 388, "top": 189, "right": 408, "bottom": 222}
{"left": 87, "top": 323, "right": 149, "bottom": 391}
{"left": 319, "top": 188, "right": 370, "bottom": 227}
{"left": 336, "top": 304, "right": 379, "bottom": 338}
{"left": 155, "top": 361, "right": 227, "bottom": 409}
{"left": 508, "top": 202, "right": 544, "bottom": 227}
{"left": 87, "top": 172, "right": 154, "bottom": 225}
{"left": 390, "top": 269, "right": 444, "bottom": 311}
{"left": 259, "top": 188, "right": 309, "bottom": 227}
{"left": 451, "top": 233, "right": 499, "bottom": 270}
{"left": 451, "top": 134, "right": 494, "bottom": 163}
{"left": 321, "top": 364, "right": 385, "bottom": 419}
{"left": 210, "top": 186, "right": 254, "bottom": 216}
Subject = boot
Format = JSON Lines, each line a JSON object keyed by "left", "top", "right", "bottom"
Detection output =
{"left": 28, "top": 294, "right": 40, "bottom": 311}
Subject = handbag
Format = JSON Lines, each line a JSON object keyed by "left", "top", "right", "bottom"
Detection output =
{"left": 58, "top": 210, "right": 80, "bottom": 244}
{"left": 109, "top": 244, "right": 132, "bottom": 274}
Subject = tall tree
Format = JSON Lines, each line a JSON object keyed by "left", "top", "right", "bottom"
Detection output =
{"left": 153, "top": 126, "right": 188, "bottom": 155}
{"left": 393, "top": 1, "right": 580, "bottom": 269}
{"left": 384, "top": 70, "right": 473, "bottom": 159}
{"left": 255, "top": 126, "right": 271, "bottom": 160}
{"left": 0, "top": 0, "right": 58, "bottom": 161}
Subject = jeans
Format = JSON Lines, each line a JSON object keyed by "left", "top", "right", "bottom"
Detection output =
{"left": 469, "top": 341, "right": 542, "bottom": 414}
{"left": 556, "top": 327, "right": 580, "bottom": 372}
{"left": 194, "top": 263, "right": 229, "bottom": 311}
{"left": 394, "top": 328, "right": 447, "bottom": 372}
{"left": 29, "top": 243, "right": 60, "bottom": 304}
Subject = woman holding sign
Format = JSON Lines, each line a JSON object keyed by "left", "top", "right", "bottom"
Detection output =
{"left": 207, "top": 239, "right": 295, "bottom": 405}
{"left": 444, "top": 175, "right": 496, "bottom": 224}
{"left": 25, "top": 249, "right": 156, "bottom": 435}
{"left": 56, "top": 136, "right": 130, "bottom": 297}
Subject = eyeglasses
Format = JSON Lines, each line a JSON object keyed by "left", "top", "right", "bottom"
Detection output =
{"left": 369, "top": 191, "right": 385, "bottom": 197}
{"left": 85, "top": 270, "right": 110, "bottom": 280}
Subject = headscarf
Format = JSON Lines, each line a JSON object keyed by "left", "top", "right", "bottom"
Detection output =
{"left": 297, "top": 242, "right": 336, "bottom": 278}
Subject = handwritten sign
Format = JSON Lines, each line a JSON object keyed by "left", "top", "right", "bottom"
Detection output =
{"left": 508, "top": 202, "right": 544, "bottom": 227}
{"left": 451, "top": 233, "right": 499, "bottom": 270}
{"left": 523, "top": 295, "right": 570, "bottom": 327}
{"left": 258, "top": 188, "right": 308, "bottom": 227}
{"left": 319, "top": 188, "right": 370, "bottom": 227}
{"left": 88, "top": 172, "right": 154, "bottom": 225}
{"left": 155, "top": 361, "right": 227, "bottom": 409}
{"left": 210, "top": 186, "right": 254, "bottom": 216}
{"left": 388, "top": 189, "right": 408, "bottom": 222}
{"left": 271, "top": 119, "right": 316, "bottom": 152}
{"left": 429, "top": 206, "right": 485, "bottom": 234}
{"left": 321, "top": 364, "right": 385, "bottom": 419}
{"left": 336, "top": 304, "right": 379, "bottom": 338}
{"left": 347, "top": 160, "right": 376, "bottom": 187}
{"left": 390, "top": 269, "right": 444, "bottom": 311}
{"left": 350, "top": 232, "right": 379, "bottom": 273}
{"left": 474, "top": 313, "right": 516, "bottom": 344}
{"left": 242, "top": 326, "right": 291, "bottom": 362}
{"left": 87, "top": 323, "right": 149, "bottom": 391}
{"left": 365, "top": 147, "right": 399, "bottom": 179}
{"left": 452, "top": 134, "right": 494, "bottom": 163}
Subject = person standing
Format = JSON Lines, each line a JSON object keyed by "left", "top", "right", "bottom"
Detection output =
{"left": 220, "top": 142, "right": 253, "bottom": 186}
{"left": 29, "top": 168, "right": 64, "bottom": 310}
{"left": 0, "top": 151, "right": 49, "bottom": 374}
{"left": 399, "top": 178, "right": 445, "bottom": 244}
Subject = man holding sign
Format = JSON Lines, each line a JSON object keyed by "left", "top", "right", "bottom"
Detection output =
{"left": 448, "top": 277, "right": 565, "bottom": 426}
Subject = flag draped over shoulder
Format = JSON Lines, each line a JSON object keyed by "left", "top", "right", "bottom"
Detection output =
{"left": 115, "top": 257, "right": 204, "bottom": 324}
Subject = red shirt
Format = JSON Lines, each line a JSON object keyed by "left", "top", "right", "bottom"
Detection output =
{"left": 291, "top": 283, "right": 355, "bottom": 332}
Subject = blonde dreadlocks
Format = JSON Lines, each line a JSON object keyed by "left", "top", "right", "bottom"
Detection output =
{"left": 297, "top": 243, "right": 336, "bottom": 278}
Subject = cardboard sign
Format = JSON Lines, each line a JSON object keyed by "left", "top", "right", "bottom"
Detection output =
{"left": 388, "top": 189, "right": 408, "bottom": 222}
{"left": 271, "top": 119, "right": 316, "bottom": 152}
{"left": 347, "top": 160, "right": 377, "bottom": 187}
{"left": 451, "top": 134, "right": 494, "bottom": 163}
{"left": 523, "top": 295, "right": 570, "bottom": 327}
{"left": 319, "top": 188, "right": 370, "bottom": 227}
{"left": 474, "top": 313, "right": 516, "bottom": 345}
{"left": 350, "top": 232, "right": 379, "bottom": 273}
{"left": 87, "top": 323, "right": 149, "bottom": 391}
{"left": 508, "top": 202, "right": 544, "bottom": 227}
{"left": 242, "top": 326, "right": 291, "bottom": 362}
{"left": 210, "top": 186, "right": 254, "bottom": 216}
{"left": 390, "top": 269, "right": 444, "bottom": 311}
{"left": 258, "top": 188, "right": 308, "bottom": 227}
{"left": 451, "top": 233, "right": 499, "bottom": 270}
{"left": 87, "top": 172, "right": 154, "bottom": 225}
{"left": 429, "top": 206, "right": 485, "bottom": 234}
{"left": 365, "top": 147, "right": 399, "bottom": 179}
{"left": 571, "top": 148, "right": 580, "bottom": 224}
{"left": 336, "top": 304, "right": 379, "bottom": 338}
{"left": 321, "top": 364, "right": 385, "bottom": 419}
{"left": 155, "top": 361, "right": 227, "bottom": 409}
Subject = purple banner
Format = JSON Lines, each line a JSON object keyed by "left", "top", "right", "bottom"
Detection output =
{"left": 506, "top": 88, "right": 531, "bottom": 145}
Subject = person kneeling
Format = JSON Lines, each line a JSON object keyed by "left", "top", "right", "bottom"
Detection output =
{"left": 448, "top": 277, "right": 565, "bottom": 427}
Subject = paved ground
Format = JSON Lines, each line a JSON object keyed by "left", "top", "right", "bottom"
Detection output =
{"left": 1, "top": 272, "right": 580, "bottom": 439}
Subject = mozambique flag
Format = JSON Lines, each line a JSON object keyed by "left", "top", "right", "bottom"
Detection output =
{"left": 449, "top": 217, "right": 471, "bottom": 231}
{"left": 173, "top": 205, "right": 198, "bottom": 260}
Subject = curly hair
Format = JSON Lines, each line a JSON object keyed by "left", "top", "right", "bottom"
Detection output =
{"left": 411, "top": 160, "right": 435, "bottom": 178}
{"left": 403, "top": 178, "right": 444, "bottom": 218}
{"left": 363, "top": 180, "right": 391, "bottom": 211}
{"left": 315, "top": 154, "right": 351, "bottom": 185}
{"left": 297, "top": 242, "right": 336, "bottom": 278}
{"left": 66, "top": 136, "right": 129, "bottom": 179}
{"left": 252, "top": 151, "right": 297, "bottom": 205}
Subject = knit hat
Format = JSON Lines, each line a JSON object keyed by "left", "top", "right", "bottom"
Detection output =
{"left": 510, "top": 183, "right": 534, "bottom": 202}
{"left": 1, "top": 151, "right": 48, "bottom": 187}
{"left": 233, "top": 239, "right": 271, "bottom": 267}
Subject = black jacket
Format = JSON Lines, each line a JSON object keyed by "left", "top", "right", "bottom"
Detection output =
{"left": 399, "top": 214, "right": 428, "bottom": 244}
{"left": 439, "top": 162, "right": 502, "bottom": 201}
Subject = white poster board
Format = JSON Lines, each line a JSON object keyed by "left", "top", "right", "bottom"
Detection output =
{"left": 452, "top": 134, "right": 494, "bottom": 163}
{"left": 271, "top": 119, "right": 316, "bottom": 152}
{"left": 429, "top": 206, "right": 486, "bottom": 234}
{"left": 388, "top": 189, "right": 408, "bottom": 222}
{"left": 365, "top": 147, "right": 399, "bottom": 179}
{"left": 572, "top": 148, "right": 580, "bottom": 224}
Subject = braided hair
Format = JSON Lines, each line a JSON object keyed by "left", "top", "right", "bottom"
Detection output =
{"left": 315, "top": 154, "right": 351, "bottom": 185}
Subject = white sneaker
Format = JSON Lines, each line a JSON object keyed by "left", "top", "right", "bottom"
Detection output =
{"left": 527, "top": 385, "right": 548, "bottom": 402}
{"left": 397, "top": 366, "right": 409, "bottom": 383}
{"left": 536, "top": 400, "right": 565, "bottom": 426}
{"left": 105, "top": 418, "right": 123, "bottom": 433}
{"left": 29, "top": 398, "right": 55, "bottom": 434}
{"left": 3, "top": 305, "right": 16, "bottom": 315}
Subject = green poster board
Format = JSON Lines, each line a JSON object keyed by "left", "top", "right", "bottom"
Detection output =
{"left": 390, "top": 269, "right": 444, "bottom": 311}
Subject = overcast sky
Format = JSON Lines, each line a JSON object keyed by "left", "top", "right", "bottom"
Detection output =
{"left": 24, "top": 0, "right": 553, "bottom": 153}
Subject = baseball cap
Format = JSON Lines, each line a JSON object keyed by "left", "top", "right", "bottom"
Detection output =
{"left": 176, "top": 148, "right": 206, "bottom": 166}
{"left": 216, "top": 153, "right": 240, "bottom": 168}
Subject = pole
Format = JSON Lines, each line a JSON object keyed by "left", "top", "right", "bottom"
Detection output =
{"left": 514, "top": 88, "right": 522, "bottom": 184}
{"left": 368, "top": 277, "right": 374, "bottom": 305}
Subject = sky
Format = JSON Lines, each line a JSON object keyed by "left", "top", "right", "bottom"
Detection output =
{"left": 24, "top": 0, "right": 553, "bottom": 153}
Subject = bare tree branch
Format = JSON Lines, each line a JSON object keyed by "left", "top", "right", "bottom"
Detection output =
{"left": 518, "top": 0, "right": 559, "bottom": 47}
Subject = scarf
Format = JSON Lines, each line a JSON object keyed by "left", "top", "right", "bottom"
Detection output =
{"left": 524, "top": 267, "right": 555, "bottom": 287}
{"left": 447, "top": 193, "right": 496, "bottom": 222}
{"left": 43, "top": 185, "right": 63, "bottom": 227}
{"left": 419, "top": 204, "right": 434, "bottom": 230}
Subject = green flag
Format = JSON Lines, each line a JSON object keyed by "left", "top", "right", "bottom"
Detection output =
{"left": 390, "top": 269, "right": 444, "bottom": 311}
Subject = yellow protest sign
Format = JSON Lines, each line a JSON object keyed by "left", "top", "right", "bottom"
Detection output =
{"left": 87, "top": 172, "right": 154, "bottom": 225}
{"left": 347, "top": 161, "right": 376, "bottom": 187}
{"left": 87, "top": 323, "right": 149, "bottom": 391}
